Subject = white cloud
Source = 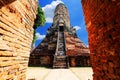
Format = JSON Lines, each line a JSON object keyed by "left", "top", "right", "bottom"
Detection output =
{"left": 42, "top": 0, "right": 63, "bottom": 23}
{"left": 36, "top": 33, "right": 45, "bottom": 40}
{"left": 73, "top": 26, "right": 81, "bottom": 31}
{"left": 86, "top": 44, "right": 89, "bottom": 47}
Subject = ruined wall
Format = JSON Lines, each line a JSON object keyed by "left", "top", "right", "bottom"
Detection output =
{"left": 82, "top": 0, "right": 120, "bottom": 80}
{"left": 0, "top": 0, "right": 38, "bottom": 79}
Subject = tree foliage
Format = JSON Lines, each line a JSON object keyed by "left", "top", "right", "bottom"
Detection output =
{"left": 32, "top": 5, "right": 46, "bottom": 45}
{"left": 33, "top": 5, "right": 46, "bottom": 29}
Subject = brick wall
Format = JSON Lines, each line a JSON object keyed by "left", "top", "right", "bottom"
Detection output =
{"left": 0, "top": 0, "right": 38, "bottom": 79}
{"left": 82, "top": 0, "right": 120, "bottom": 80}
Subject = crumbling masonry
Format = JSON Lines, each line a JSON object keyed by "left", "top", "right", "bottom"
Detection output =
{"left": 82, "top": 0, "right": 120, "bottom": 80}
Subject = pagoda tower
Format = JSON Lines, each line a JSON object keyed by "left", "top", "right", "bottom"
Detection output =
{"left": 29, "top": 3, "right": 91, "bottom": 68}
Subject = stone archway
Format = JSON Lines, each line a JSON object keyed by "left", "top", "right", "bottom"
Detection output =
{"left": 81, "top": 0, "right": 120, "bottom": 80}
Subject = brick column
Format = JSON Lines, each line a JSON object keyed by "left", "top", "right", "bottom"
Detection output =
{"left": 81, "top": 0, "right": 120, "bottom": 80}
{"left": 0, "top": 0, "right": 38, "bottom": 79}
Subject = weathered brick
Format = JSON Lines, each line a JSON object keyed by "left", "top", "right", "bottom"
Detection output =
{"left": 0, "top": 0, "right": 38, "bottom": 79}
{"left": 82, "top": 0, "right": 120, "bottom": 80}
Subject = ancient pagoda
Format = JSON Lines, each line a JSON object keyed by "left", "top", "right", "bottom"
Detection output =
{"left": 29, "top": 3, "right": 91, "bottom": 68}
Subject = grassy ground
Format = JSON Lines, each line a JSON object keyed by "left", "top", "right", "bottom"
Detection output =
{"left": 26, "top": 67, "right": 93, "bottom": 80}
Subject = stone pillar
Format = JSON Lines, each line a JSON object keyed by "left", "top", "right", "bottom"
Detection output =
{"left": 0, "top": 0, "right": 38, "bottom": 80}
{"left": 82, "top": 0, "right": 120, "bottom": 80}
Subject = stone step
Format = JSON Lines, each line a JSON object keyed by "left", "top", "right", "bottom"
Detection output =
{"left": 53, "top": 63, "right": 68, "bottom": 68}
{"left": 54, "top": 59, "right": 67, "bottom": 61}
{"left": 55, "top": 56, "right": 66, "bottom": 59}
{"left": 54, "top": 62, "right": 66, "bottom": 65}
{"left": 53, "top": 31, "right": 68, "bottom": 68}
{"left": 53, "top": 66, "right": 68, "bottom": 68}
{"left": 53, "top": 55, "right": 69, "bottom": 69}
{"left": 55, "top": 56, "right": 67, "bottom": 58}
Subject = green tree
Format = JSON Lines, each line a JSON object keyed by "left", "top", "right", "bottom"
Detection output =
{"left": 33, "top": 5, "right": 46, "bottom": 29}
{"left": 32, "top": 5, "right": 46, "bottom": 45}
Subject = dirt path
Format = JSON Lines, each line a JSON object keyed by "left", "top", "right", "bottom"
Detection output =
{"left": 26, "top": 67, "right": 93, "bottom": 80}
{"left": 44, "top": 69, "right": 79, "bottom": 80}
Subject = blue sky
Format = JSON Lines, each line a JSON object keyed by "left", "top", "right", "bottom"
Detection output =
{"left": 35, "top": 0, "right": 88, "bottom": 47}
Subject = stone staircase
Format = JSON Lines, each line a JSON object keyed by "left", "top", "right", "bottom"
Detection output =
{"left": 53, "top": 31, "right": 69, "bottom": 68}
{"left": 53, "top": 55, "right": 69, "bottom": 68}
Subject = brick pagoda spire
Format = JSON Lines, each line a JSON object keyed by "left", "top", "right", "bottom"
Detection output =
{"left": 29, "top": 3, "right": 91, "bottom": 68}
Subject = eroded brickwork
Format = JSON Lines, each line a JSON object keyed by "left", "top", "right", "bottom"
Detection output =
{"left": 82, "top": 0, "right": 120, "bottom": 80}
{"left": 0, "top": 0, "right": 37, "bottom": 79}
{"left": 29, "top": 3, "right": 91, "bottom": 68}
